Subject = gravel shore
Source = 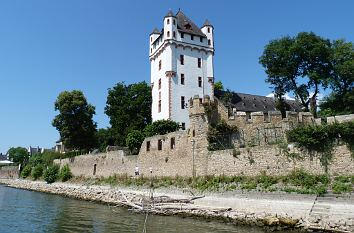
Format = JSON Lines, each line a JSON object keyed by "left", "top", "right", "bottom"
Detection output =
{"left": 1, "top": 178, "right": 353, "bottom": 232}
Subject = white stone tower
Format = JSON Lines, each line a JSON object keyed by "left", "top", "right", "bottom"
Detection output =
{"left": 149, "top": 10, "right": 215, "bottom": 129}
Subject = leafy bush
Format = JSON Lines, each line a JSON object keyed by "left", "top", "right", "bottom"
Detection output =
{"left": 143, "top": 119, "right": 180, "bottom": 137}
{"left": 59, "top": 164, "right": 72, "bottom": 182}
{"left": 21, "top": 165, "right": 32, "bottom": 178}
{"left": 29, "top": 154, "right": 43, "bottom": 167}
{"left": 44, "top": 165, "right": 59, "bottom": 184}
{"left": 125, "top": 130, "right": 145, "bottom": 154}
{"left": 31, "top": 164, "right": 44, "bottom": 180}
{"left": 333, "top": 181, "right": 352, "bottom": 194}
{"left": 41, "top": 151, "right": 62, "bottom": 166}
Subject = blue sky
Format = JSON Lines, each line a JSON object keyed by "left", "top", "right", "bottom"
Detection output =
{"left": 0, "top": 0, "right": 353, "bottom": 154}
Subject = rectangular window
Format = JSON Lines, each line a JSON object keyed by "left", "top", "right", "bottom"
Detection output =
{"left": 181, "top": 74, "right": 185, "bottom": 85}
{"left": 181, "top": 96, "right": 185, "bottom": 109}
{"left": 208, "top": 39, "right": 211, "bottom": 45}
{"left": 208, "top": 27, "right": 210, "bottom": 33}
{"left": 181, "top": 32, "right": 184, "bottom": 38}
{"left": 199, "top": 98, "right": 202, "bottom": 104}
{"left": 191, "top": 35, "right": 194, "bottom": 40}
{"left": 158, "top": 139, "right": 162, "bottom": 150}
{"left": 180, "top": 55, "right": 184, "bottom": 65}
{"left": 170, "top": 137, "right": 175, "bottom": 149}
{"left": 158, "top": 79, "right": 161, "bottom": 89}
{"left": 200, "top": 37, "right": 203, "bottom": 42}
{"left": 173, "top": 31, "right": 176, "bottom": 38}
{"left": 146, "top": 141, "right": 150, "bottom": 152}
{"left": 158, "top": 100, "right": 161, "bottom": 113}
{"left": 198, "top": 77, "right": 202, "bottom": 87}
{"left": 159, "top": 60, "right": 162, "bottom": 70}
{"left": 198, "top": 58, "right": 201, "bottom": 68}
{"left": 181, "top": 123, "right": 186, "bottom": 130}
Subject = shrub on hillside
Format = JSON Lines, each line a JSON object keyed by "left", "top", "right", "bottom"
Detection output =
{"left": 21, "top": 165, "right": 32, "bottom": 178}
{"left": 44, "top": 165, "right": 59, "bottom": 184}
{"left": 59, "top": 164, "right": 72, "bottom": 182}
{"left": 126, "top": 130, "right": 145, "bottom": 154}
{"left": 31, "top": 164, "right": 44, "bottom": 180}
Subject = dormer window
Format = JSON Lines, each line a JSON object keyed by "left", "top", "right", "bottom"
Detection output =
{"left": 184, "top": 23, "right": 191, "bottom": 30}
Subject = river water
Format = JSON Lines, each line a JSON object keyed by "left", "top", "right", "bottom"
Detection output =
{"left": 0, "top": 185, "right": 300, "bottom": 233}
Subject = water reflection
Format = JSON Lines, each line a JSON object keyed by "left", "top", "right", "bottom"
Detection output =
{"left": 0, "top": 185, "right": 299, "bottom": 233}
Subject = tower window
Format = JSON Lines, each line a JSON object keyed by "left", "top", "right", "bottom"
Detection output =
{"left": 173, "top": 31, "right": 176, "bottom": 38}
{"left": 158, "top": 79, "right": 161, "bottom": 89}
{"left": 208, "top": 27, "right": 210, "bottom": 33}
{"left": 181, "top": 32, "right": 184, "bottom": 38}
{"left": 167, "top": 19, "right": 170, "bottom": 24}
{"left": 200, "top": 37, "right": 203, "bottom": 43}
{"left": 159, "top": 60, "right": 162, "bottom": 70}
{"left": 158, "top": 100, "right": 161, "bottom": 113}
{"left": 158, "top": 139, "right": 162, "bottom": 150}
{"left": 198, "top": 77, "right": 202, "bottom": 87}
{"left": 167, "top": 31, "right": 170, "bottom": 37}
{"left": 180, "top": 55, "right": 184, "bottom": 65}
{"left": 191, "top": 35, "right": 194, "bottom": 40}
{"left": 181, "top": 96, "right": 185, "bottom": 109}
{"left": 173, "top": 19, "right": 176, "bottom": 25}
{"left": 181, "top": 73, "right": 185, "bottom": 85}
{"left": 208, "top": 39, "right": 211, "bottom": 45}
{"left": 181, "top": 123, "right": 186, "bottom": 130}
{"left": 198, "top": 58, "right": 201, "bottom": 68}
{"left": 170, "top": 137, "right": 175, "bottom": 149}
{"left": 150, "top": 37, "right": 152, "bottom": 42}
{"left": 150, "top": 48, "right": 152, "bottom": 53}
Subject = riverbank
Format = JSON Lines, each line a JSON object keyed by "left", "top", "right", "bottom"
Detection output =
{"left": 1, "top": 178, "right": 353, "bottom": 232}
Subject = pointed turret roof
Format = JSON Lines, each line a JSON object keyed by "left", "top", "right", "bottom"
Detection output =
{"left": 165, "top": 9, "right": 174, "bottom": 18}
{"left": 202, "top": 19, "right": 213, "bottom": 27}
{"left": 150, "top": 27, "right": 160, "bottom": 35}
{"left": 175, "top": 10, "right": 206, "bottom": 37}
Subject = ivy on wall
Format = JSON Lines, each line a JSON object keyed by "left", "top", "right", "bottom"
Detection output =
{"left": 207, "top": 121, "right": 238, "bottom": 151}
{"left": 286, "top": 121, "right": 354, "bottom": 171}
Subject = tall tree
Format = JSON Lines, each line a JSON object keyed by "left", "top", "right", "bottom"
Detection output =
{"left": 259, "top": 32, "right": 333, "bottom": 116}
{"left": 7, "top": 147, "right": 28, "bottom": 165}
{"left": 52, "top": 90, "right": 97, "bottom": 151}
{"left": 105, "top": 81, "right": 152, "bottom": 146}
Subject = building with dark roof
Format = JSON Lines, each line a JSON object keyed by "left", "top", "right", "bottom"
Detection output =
{"left": 214, "top": 90, "right": 303, "bottom": 117}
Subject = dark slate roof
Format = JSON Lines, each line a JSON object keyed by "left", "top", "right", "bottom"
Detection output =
{"left": 202, "top": 19, "right": 212, "bottom": 27}
{"left": 214, "top": 90, "right": 303, "bottom": 112}
{"left": 175, "top": 11, "right": 206, "bottom": 37}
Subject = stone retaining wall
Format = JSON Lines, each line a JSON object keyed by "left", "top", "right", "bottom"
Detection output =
{"left": 0, "top": 166, "right": 19, "bottom": 179}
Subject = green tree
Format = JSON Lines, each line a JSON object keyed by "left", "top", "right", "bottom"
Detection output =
{"left": 126, "top": 130, "right": 145, "bottom": 154}
{"left": 44, "top": 165, "right": 60, "bottom": 184}
{"left": 259, "top": 32, "right": 333, "bottom": 116}
{"left": 59, "top": 164, "right": 72, "bottom": 182}
{"left": 319, "top": 40, "right": 354, "bottom": 115}
{"left": 52, "top": 90, "right": 97, "bottom": 151}
{"left": 7, "top": 147, "right": 28, "bottom": 165}
{"left": 214, "top": 81, "right": 224, "bottom": 91}
{"left": 143, "top": 119, "right": 180, "bottom": 137}
{"left": 96, "top": 128, "right": 115, "bottom": 152}
{"left": 105, "top": 81, "right": 152, "bottom": 146}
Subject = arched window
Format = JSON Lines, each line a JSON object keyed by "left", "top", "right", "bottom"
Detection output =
{"left": 167, "top": 19, "right": 170, "bottom": 24}
{"left": 208, "top": 39, "right": 211, "bottom": 45}
{"left": 208, "top": 27, "right": 210, "bottom": 33}
{"left": 173, "top": 19, "right": 176, "bottom": 25}
{"left": 167, "top": 31, "right": 170, "bottom": 37}
{"left": 173, "top": 31, "right": 176, "bottom": 38}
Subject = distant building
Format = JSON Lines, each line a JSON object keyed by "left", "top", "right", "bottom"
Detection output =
{"left": 55, "top": 140, "right": 66, "bottom": 154}
{"left": 0, "top": 153, "right": 7, "bottom": 161}
{"left": 27, "top": 146, "right": 44, "bottom": 156}
{"left": 149, "top": 10, "right": 215, "bottom": 129}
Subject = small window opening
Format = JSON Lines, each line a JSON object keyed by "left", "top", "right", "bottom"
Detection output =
{"left": 181, "top": 74, "right": 185, "bottom": 85}
{"left": 208, "top": 39, "right": 211, "bottom": 45}
{"left": 198, "top": 58, "right": 201, "bottom": 68}
{"left": 167, "top": 31, "right": 170, "bottom": 37}
{"left": 200, "top": 37, "right": 203, "bottom": 42}
{"left": 158, "top": 79, "right": 161, "bottom": 89}
{"left": 173, "top": 31, "right": 176, "bottom": 38}
{"left": 146, "top": 141, "right": 150, "bottom": 151}
{"left": 180, "top": 55, "right": 184, "bottom": 65}
{"left": 93, "top": 164, "right": 97, "bottom": 175}
{"left": 198, "top": 77, "right": 202, "bottom": 87}
{"left": 192, "top": 130, "right": 196, "bottom": 137}
{"left": 158, "top": 139, "right": 162, "bottom": 150}
{"left": 191, "top": 35, "right": 194, "bottom": 40}
{"left": 167, "top": 19, "right": 170, "bottom": 24}
{"left": 170, "top": 137, "right": 175, "bottom": 149}
{"left": 181, "top": 123, "right": 186, "bottom": 130}
{"left": 181, "top": 32, "right": 184, "bottom": 38}
{"left": 181, "top": 96, "right": 185, "bottom": 109}
{"left": 208, "top": 27, "right": 210, "bottom": 33}
{"left": 159, "top": 60, "right": 162, "bottom": 70}
{"left": 158, "top": 100, "right": 161, "bottom": 113}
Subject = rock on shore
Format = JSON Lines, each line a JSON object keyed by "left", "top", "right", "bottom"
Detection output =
{"left": 0, "top": 179, "right": 353, "bottom": 232}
